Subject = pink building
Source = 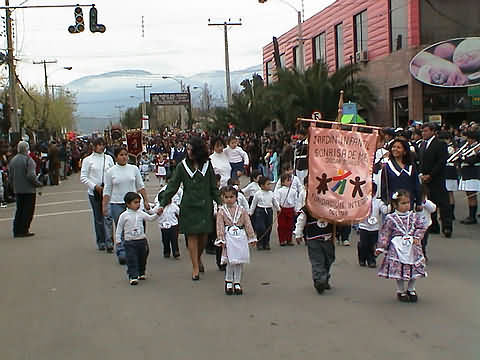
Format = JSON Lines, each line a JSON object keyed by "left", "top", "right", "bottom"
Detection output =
{"left": 262, "top": 0, "right": 479, "bottom": 127}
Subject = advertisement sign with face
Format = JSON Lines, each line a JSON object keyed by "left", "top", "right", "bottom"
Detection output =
{"left": 410, "top": 37, "right": 480, "bottom": 88}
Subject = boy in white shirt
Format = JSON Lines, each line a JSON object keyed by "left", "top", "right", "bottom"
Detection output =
{"left": 155, "top": 191, "right": 180, "bottom": 259}
{"left": 116, "top": 192, "right": 162, "bottom": 285}
{"left": 416, "top": 188, "right": 437, "bottom": 263}
{"left": 224, "top": 137, "right": 249, "bottom": 180}
{"left": 274, "top": 173, "right": 298, "bottom": 246}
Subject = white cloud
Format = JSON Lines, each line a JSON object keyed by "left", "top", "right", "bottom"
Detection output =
{"left": 11, "top": 0, "right": 335, "bottom": 87}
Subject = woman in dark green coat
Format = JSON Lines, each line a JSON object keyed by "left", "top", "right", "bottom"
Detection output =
{"left": 159, "top": 136, "right": 220, "bottom": 280}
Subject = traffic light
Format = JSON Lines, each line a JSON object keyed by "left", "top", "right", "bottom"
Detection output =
{"left": 89, "top": 6, "right": 106, "bottom": 33}
{"left": 68, "top": 7, "right": 85, "bottom": 33}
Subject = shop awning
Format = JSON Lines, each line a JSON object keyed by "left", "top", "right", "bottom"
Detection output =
{"left": 341, "top": 114, "right": 366, "bottom": 124}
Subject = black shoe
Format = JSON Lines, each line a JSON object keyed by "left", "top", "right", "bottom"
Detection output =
{"left": 397, "top": 292, "right": 409, "bottom": 302}
{"left": 225, "top": 282, "right": 233, "bottom": 295}
{"left": 264, "top": 246, "right": 271, "bottom": 251}
{"left": 443, "top": 228, "right": 452, "bottom": 238}
{"left": 280, "top": 243, "right": 287, "bottom": 247}
{"left": 286, "top": 242, "right": 295, "bottom": 246}
{"left": 460, "top": 217, "right": 477, "bottom": 225}
{"left": 314, "top": 280, "right": 326, "bottom": 294}
{"left": 407, "top": 290, "right": 418, "bottom": 302}
{"left": 192, "top": 275, "right": 200, "bottom": 281}
{"left": 429, "top": 227, "right": 440, "bottom": 234}
{"left": 359, "top": 261, "right": 367, "bottom": 267}
{"left": 256, "top": 246, "right": 264, "bottom": 251}
{"left": 234, "top": 283, "right": 243, "bottom": 295}
{"left": 98, "top": 246, "right": 106, "bottom": 251}
{"left": 367, "top": 262, "right": 377, "bottom": 268}
{"left": 173, "top": 253, "right": 180, "bottom": 259}
{"left": 325, "top": 282, "right": 331, "bottom": 290}
{"left": 218, "top": 264, "right": 227, "bottom": 271}
{"left": 106, "top": 247, "right": 114, "bottom": 253}
{"left": 118, "top": 256, "right": 127, "bottom": 265}
{"left": 15, "top": 232, "right": 35, "bottom": 238}
{"left": 205, "top": 248, "right": 216, "bottom": 255}
{"left": 164, "top": 254, "right": 171, "bottom": 258}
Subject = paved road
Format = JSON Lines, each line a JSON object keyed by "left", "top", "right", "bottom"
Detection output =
{"left": 1, "top": 176, "right": 479, "bottom": 360}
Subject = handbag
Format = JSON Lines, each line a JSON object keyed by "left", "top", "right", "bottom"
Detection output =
{"left": 93, "top": 154, "right": 105, "bottom": 202}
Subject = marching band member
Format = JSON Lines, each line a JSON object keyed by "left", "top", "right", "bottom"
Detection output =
{"left": 294, "top": 128, "right": 309, "bottom": 185}
{"left": 439, "top": 131, "right": 459, "bottom": 220}
{"left": 458, "top": 130, "right": 480, "bottom": 225}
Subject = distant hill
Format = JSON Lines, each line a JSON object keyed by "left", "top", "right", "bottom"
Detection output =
{"left": 68, "top": 65, "right": 262, "bottom": 133}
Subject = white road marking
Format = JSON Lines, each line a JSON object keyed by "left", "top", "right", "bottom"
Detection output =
{"left": 0, "top": 209, "right": 91, "bottom": 222}
{"left": 36, "top": 200, "right": 88, "bottom": 207}
{"left": 39, "top": 190, "right": 85, "bottom": 196}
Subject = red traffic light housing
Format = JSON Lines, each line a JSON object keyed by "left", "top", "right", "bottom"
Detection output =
{"left": 68, "top": 7, "right": 85, "bottom": 33}
{"left": 89, "top": 6, "right": 106, "bottom": 33}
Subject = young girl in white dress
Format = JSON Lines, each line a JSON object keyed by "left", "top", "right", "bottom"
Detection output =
{"left": 216, "top": 185, "right": 257, "bottom": 295}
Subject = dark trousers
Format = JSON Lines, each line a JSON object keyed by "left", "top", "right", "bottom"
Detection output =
{"left": 307, "top": 239, "right": 335, "bottom": 283}
{"left": 421, "top": 231, "right": 429, "bottom": 258}
{"left": 49, "top": 166, "right": 59, "bottom": 185}
{"left": 13, "top": 193, "right": 36, "bottom": 236}
{"left": 427, "top": 183, "right": 452, "bottom": 232}
{"left": 336, "top": 225, "right": 352, "bottom": 242}
{"left": 161, "top": 226, "right": 179, "bottom": 257}
{"left": 253, "top": 207, "right": 273, "bottom": 249}
{"left": 358, "top": 229, "right": 378, "bottom": 265}
{"left": 124, "top": 239, "right": 149, "bottom": 279}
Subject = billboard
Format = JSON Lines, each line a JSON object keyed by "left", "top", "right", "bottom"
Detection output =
{"left": 150, "top": 92, "right": 190, "bottom": 106}
{"left": 410, "top": 37, "right": 480, "bottom": 88}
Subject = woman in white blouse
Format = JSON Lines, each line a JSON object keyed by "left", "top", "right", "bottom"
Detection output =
{"left": 210, "top": 136, "right": 231, "bottom": 188}
{"left": 102, "top": 147, "right": 150, "bottom": 263}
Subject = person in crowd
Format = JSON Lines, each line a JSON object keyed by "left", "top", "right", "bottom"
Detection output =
{"left": 227, "top": 178, "right": 249, "bottom": 210}
{"left": 294, "top": 128, "right": 309, "bottom": 185}
{"left": 358, "top": 183, "right": 388, "bottom": 268}
{"left": 154, "top": 153, "right": 168, "bottom": 186}
{"left": 416, "top": 186, "right": 437, "bottom": 263}
{"left": 158, "top": 136, "right": 220, "bottom": 281}
{"left": 115, "top": 192, "right": 162, "bottom": 285}
{"left": 210, "top": 136, "right": 231, "bottom": 188}
{"left": 242, "top": 169, "right": 261, "bottom": 205}
{"left": 155, "top": 190, "right": 180, "bottom": 259}
{"left": 275, "top": 163, "right": 302, "bottom": 198}
{"left": 170, "top": 140, "right": 186, "bottom": 168}
{"left": 375, "top": 190, "right": 427, "bottom": 303}
{"left": 48, "top": 141, "right": 60, "bottom": 185}
{"left": 280, "top": 137, "right": 294, "bottom": 172}
{"left": 224, "top": 136, "right": 249, "bottom": 180}
{"left": 0, "top": 168, "right": 7, "bottom": 208}
{"left": 383, "top": 128, "right": 396, "bottom": 150}
{"left": 380, "top": 139, "right": 422, "bottom": 210}
{"left": 80, "top": 137, "right": 115, "bottom": 252}
{"left": 274, "top": 173, "right": 297, "bottom": 246}
{"left": 418, "top": 123, "right": 453, "bottom": 237}
{"left": 215, "top": 185, "right": 257, "bottom": 295}
{"left": 295, "top": 176, "right": 308, "bottom": 214}
{"left": 438, "top": 131, "right": 458, "bottom": 219}
{"left": 8, "top": 141, "right": 42, "bottom": 237}
{"left": 249, "top": 176, "right": 279, "bottom": 251}
{"left": 294, "top": 205, "right": 335, "bottom": 294}
{"left": 103, "top": 147, "right": 151, "bottom": 264}
{"left": 458, "top": 130, "right": 480, "bottom": 224}
{"left": 58, "top": 141, "right": 67, "bottom": 181}
{"left": 267, "top": 145, "right": 280, "bottom": 183}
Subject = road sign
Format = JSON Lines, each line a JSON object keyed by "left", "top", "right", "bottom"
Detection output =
{"left": 150, "top": 93, "right": 190, "bottom": 106}
{"left": 312, "top": 112, "right": 322, "bottom": 120}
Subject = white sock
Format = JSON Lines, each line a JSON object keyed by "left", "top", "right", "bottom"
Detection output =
{"left": 396, "top": 280, "right": 405, "bottom": 293}
{"left": 407, "top": 279, "right": 416, "bottom": 291}
{"left": 225, "top": 263, "right": 234, "bottom": 282}
{"left": 233, "top": 264, "right": 243, "bottom": 283}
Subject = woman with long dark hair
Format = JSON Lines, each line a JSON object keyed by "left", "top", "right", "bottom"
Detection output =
{"left": 158, "top": 136, "right": 220, "bottom": 280}
{"left": 380, "top": 139, "right": 422, "bottom": 209}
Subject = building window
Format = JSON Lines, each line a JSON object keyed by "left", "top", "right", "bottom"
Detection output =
{"left": 312, "top": 32, "right": 327, "bottom": 63}
{"left": 390, "top": 0, "right": 408, "bottom": 52}
{"left": 280, "top": 53, "right": 286, "bottom": 69}
{"left": 354, "top": 10, "right": 368, "bottom": 54}
{"left": 335, "top": 23, "right": 344, "bottom": 69}
{"left": 266, "top": 60, "right": 274, "bottom": 85}
{"left": 292, "top": 46, "right": 302, "bottom": 70}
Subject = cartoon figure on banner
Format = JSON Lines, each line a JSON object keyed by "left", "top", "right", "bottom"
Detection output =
{"left": 331, "top": 170, "right": 352, "bottom": 195}
{"left": 350, "top": 176, "right": 366, "bottom": 198}
{"left": 316, "top": 173, "right": 332, "bottom": 195}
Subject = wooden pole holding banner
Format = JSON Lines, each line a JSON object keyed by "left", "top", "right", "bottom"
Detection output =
{"left": 336, "top": 90, "right": 344, "bottom": 123}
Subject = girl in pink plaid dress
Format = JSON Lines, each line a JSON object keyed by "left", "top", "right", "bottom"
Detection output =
{"left": 375, "top": 190, "right": 428, "bottom": 303}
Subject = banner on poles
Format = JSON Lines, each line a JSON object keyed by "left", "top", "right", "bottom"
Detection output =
{"left": 126, "top": 130, "right": 143, "bottom": 157}
{"left": 306, "top": 126, "right": 377, "bottom": 223}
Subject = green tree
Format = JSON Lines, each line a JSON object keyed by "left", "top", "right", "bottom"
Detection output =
{"left": 270, "top": 62, "right": 376, "bottom": 131}
{"left": 121, "top": 102, "right": 153, "bottom": 129}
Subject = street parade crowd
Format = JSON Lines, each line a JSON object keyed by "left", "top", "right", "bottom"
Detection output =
{"left": 4, "top": 119, "right": 480, "bottom": 301}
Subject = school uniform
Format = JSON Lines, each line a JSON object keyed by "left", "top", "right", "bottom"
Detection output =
{"left": 458, "top": 142, "right": 480, "bottom": 192}
{"left": 294, "top": 139, "right": 308, "bottom": 185}
{"left": 242, "top": 181, "right": 260, "bottom": 204}
{"left": 294, "top": 207, "right": 335, "bottom": 292}
{"left": 416, "top": 199, "right": 436, "bottom": 258}
{"left": 274, "top": 184, "right": 297, "bottom": 245}
{"left": 358, "top": 198, "right": 388, "bottom": 266}
{"left": 156, "top": 203, "right": 180, "bottom": 258}
{"left": 224, "top": 146, "right": 249, "bottom": 180}
{"left": 445, "top": 143, "right": 459, "bottom": 192}
{"left": 249, "top": 189, "right": 280, "bottom": 250}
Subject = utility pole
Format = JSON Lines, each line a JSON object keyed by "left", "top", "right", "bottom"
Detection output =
{"left": 50, "top": 85, "right": 63, "bottom": 100}
{"left": 136, "top": 84, "right": 152, "bottom": 117}
{"left": 208, "top": 19, "right": 242, "bottom": 107}
{"left": 33, "top": 59, "right": 58, "bottom": 98}
{"left": 114, "top": 105, "right": 124, "bottom": 123}
{"left": 5, "top": 0, "right": 19, "bottom": 138}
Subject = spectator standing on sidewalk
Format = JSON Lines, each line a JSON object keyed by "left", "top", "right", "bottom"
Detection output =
{"left": 8, "top": 141, "right": 42, "bottom": 237}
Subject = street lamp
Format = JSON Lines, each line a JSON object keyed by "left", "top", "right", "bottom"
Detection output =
{"left": 161, "top": 76, "right": 185, "bottom": 92}
{"left": 259, "top": 0, "right": 305, "bottom": 73}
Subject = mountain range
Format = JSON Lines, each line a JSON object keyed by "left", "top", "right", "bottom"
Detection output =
{"left": 67, "top": 65, "right": 262, "bottom": 133}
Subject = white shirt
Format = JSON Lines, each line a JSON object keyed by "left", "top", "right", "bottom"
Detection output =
{"left": 417, "top": 199, "right": 436, "bottom": 228}
{"left": 157, "top": 185, "right": 183, "bottom": 206}
{"left": 274, "top": 175, "right": 302, "bottom": 197}
{"left": 210, "top": 151, "right": 231, "bottom": 188}
{"left": 295, "top": 186, "right": 306, "bottom": 213}
{"left": 237, "top": 191, "right": 250, "bottom": 210}
{"left": 249, "top": 189, "right": 280, "bottom": 215}
{"left": 115, "top": 208, "right": 158, "bottom": 243}
{"left": 274, "top": 185, "right": 297, "bottom": 209}
{"left": 103, "top": 164, "right": 145, "bottom": 204}
{"left": 425, "top": 135, "right": 436, "bottom": 149}
{"left": 155, "top": 203, "right": 179, "bottom": 229}
{"left": 359, "top": 198, "right": 389, "bottom": 231}
{"left": 224, "top": 146, "right": 249, "bottom": 165}
{"left": 80, "top": 152, "right": 114, "bottom": 196}
{"left": 242, "top": 181, "right": 260, "bottom": 200}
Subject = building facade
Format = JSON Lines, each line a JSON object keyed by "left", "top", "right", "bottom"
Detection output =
{"left": 262, "top": 0, "right": 480, "bottom": 127}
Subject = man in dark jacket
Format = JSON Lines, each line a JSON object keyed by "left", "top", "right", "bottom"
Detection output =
{"left": 419, "top": 123, "right": 453, "bottom": 238}
{"left": 8, "top": 141, "right": 42, "bottom": 237}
